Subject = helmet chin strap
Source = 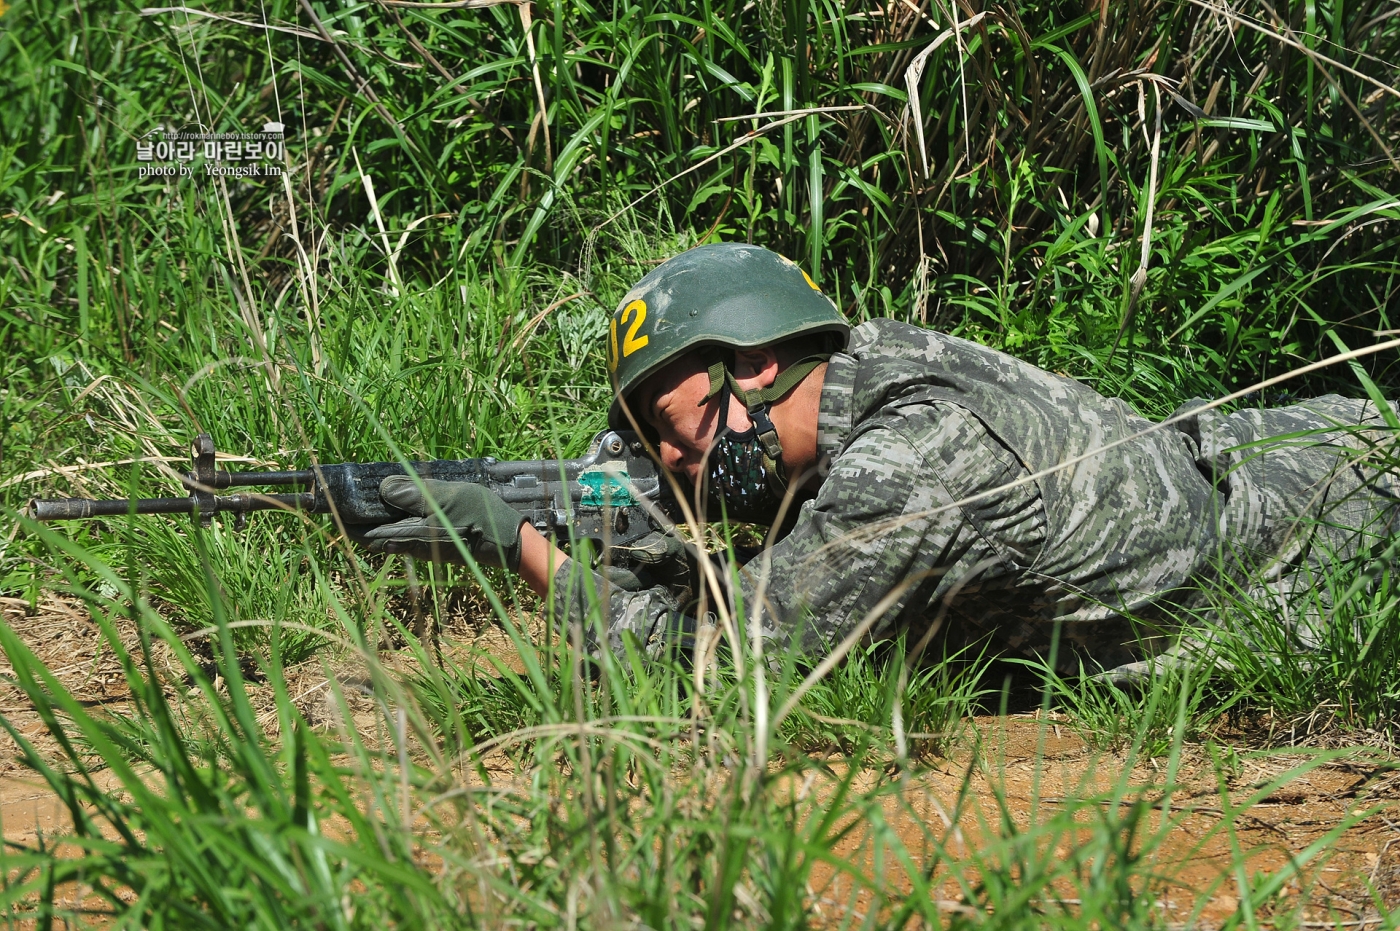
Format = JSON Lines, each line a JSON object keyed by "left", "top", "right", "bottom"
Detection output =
{"left": 699, "top": 352, "right": 831, "bottom": 465}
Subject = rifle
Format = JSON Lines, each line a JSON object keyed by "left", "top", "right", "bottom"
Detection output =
{"left": 28, "top": 430, "right": 675, "bottom": 558}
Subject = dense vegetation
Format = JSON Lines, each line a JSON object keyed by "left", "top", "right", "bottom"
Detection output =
{"left": 2, "top": 0, "right": 1400, "bottom": 925}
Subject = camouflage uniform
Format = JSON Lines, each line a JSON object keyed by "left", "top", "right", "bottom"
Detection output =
{"left": 555, "top": 319, "right": 1400, "bottom": 672}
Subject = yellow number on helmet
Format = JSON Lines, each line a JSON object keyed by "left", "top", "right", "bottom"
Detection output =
{"left": 620, "top": 300, "right": 650, "bottom": 357}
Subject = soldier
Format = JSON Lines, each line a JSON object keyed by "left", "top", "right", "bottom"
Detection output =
{"left": 360, "top": 244, "right": 1400, "bottom": 675}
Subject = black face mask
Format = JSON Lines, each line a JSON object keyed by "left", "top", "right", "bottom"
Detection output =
{"left": 705, "top": 386, "right": 789, "bottom": 525}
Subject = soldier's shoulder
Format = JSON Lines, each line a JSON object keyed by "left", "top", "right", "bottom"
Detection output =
{"left": 848, "top": 317, "right": 941, "bottom": 352}
{"left": 847, "top": 318, "right": 998, "bottom": 365}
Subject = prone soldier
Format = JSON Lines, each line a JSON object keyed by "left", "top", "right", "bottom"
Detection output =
{"left": 359, "top": 243, "right": 1400, "bottom": 676}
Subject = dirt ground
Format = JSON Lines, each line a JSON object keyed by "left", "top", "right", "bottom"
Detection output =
{"left": 797, "top": 721, "right": 1400, "bottom": 927}
{"left": 3, "top": 593, "right": 1400, "bottom": 927}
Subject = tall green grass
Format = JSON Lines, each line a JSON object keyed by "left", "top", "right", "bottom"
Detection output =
{"left": 3, "top": 0, "right": 1399, "bottom": 426}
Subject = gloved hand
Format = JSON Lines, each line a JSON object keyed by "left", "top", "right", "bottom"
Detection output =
{"left": 607, "top": 529, "right": 696, "bottom": 603}
{"left": 359, "top": 476, "right": 526, "bottom": 568}
{"left": 612, "top": 530, "right": 690, "bottom": 578}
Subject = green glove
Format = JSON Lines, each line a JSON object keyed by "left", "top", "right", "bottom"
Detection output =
{"left": 360, "top": 476, "right": 525, "bottom": 569}
{"left": 612, "top": 530, "right": 690, "bottom": 581}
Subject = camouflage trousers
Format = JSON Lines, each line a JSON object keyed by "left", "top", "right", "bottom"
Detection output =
{"left": 1100, "top": 395, "right": 1400, "bottom": 680}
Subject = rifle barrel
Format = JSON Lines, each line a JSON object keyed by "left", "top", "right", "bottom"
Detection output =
{"left": 181, "top": 470, "right": 315, "bottom": 490}
{"left": 29, "top": 493, "right": 317, "bottom": 520}
{"left": 224, "top": 470, "right": 315, "bottom": 487}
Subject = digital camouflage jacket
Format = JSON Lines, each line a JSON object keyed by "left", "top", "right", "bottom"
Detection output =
{"left": 555, "top": 319, "right": 1400, "bottom": 673}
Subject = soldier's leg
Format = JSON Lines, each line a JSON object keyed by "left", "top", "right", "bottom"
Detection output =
{"left": 1204, "top": 395, "right": 1400, "bottom": 651}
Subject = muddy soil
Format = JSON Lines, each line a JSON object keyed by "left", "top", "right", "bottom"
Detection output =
{"left": 799, "top": 718, "right": 1400, "bottom": 927}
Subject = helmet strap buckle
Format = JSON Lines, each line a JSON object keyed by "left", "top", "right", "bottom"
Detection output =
{"left": 746, "top": 401, "right": 784, "bottom": 461}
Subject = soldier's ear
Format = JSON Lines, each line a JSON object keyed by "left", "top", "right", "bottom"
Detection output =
{"left": 733, "top": 347, "right": 780, "bottom": 388}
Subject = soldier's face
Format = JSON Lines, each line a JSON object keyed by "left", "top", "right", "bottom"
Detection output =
{"left": 635, "top": 356, "right": 752, "bottom": 483}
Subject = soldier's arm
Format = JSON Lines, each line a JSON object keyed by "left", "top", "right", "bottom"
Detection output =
{"left": 518, "top": 523, "right": 572, "bottom": 596}
{"left": 758, "top": 403, "right": 1045, "bottom": 655}
{"left": 741, "top": 408, "right": 1002, "bottom": 653}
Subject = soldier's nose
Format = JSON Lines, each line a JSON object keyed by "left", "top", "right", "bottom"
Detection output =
{"left": 658, "top": 438, "right": 687, "bottom": 475}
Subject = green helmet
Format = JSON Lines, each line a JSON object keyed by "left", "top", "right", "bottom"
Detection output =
{"left": 606, "top": 243, "right": 850, "bottom": 430}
